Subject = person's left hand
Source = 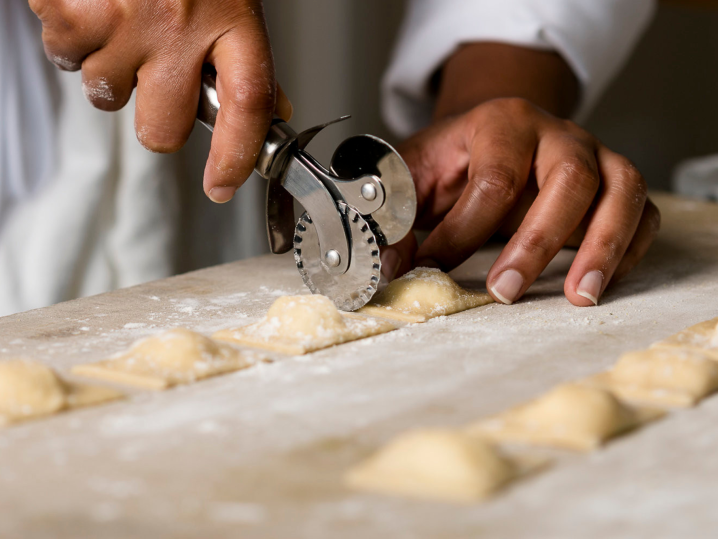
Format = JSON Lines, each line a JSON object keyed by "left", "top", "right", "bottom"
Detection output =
{"left": 380, "top": 98, "right": 660, "bottom": 307}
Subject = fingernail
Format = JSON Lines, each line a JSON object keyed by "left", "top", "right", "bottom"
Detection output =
{"left": 208, "top": 186, "right": 238, "bottom": 204}
{"left": 416, "top": 258, "right": 440, "bottom": 269}
{"left": 577, "top": 270, "right": 604, "bottom": 306}
{"left": 380, "top": 249, "right": 402, "bottom": 281}
{"left": 490, "top": 269, "right": 524, "bottom": 305}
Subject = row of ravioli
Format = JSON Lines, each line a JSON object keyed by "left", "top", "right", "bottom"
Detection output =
{"left": 0, "top": 268, "right": 492, "bottom": 426}
{"left": 344, "top": 316, "right": 718, "bottom": 504}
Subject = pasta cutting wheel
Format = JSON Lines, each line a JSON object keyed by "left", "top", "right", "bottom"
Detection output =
{"left": 197, "top": 66, "right": 417, "bottom": 311}
{"left": 294, "top": 202, "right": 381, "bottom": 312}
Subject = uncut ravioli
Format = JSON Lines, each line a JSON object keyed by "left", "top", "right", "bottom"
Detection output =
{"left": 468, "top": 384, "right": 664, "bottom": 452}
{"left": 651, "top": 317, "right": 718, "bottom": 360}
{"left": 72, "top": 328, "right": 259, "bottom": 390}
{"left": 345, "top": 429, "right": 544, "bottom": 503}
{"left": 358, "top": 267, "right": 494, "bottom": 323}
{"left": 0, "top": 360, "right": 123, "bottom": 426}
{"left": 213, "top": 295, "right": 398, "bottom": 355}
{"left": 586, "top": 348, "right": 718, "bottom": 408}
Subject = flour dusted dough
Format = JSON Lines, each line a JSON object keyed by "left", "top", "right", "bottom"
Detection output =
{"left": 469, "top": 384, "right": 663, "bottom": 451}
{"left": 651, "top": 317, "right": 718, "bottom": 360}
{"left": 358, "top": 267, "right": 494, "bottom": 323}
{"left": 0, "top": 360, "right": 123, "bottom": 426}
{"left": 72, "top": 328, "right": 258, "bottom": 390}
{"left": 587, "top": 348, "right": 718, "bottom": 407}
{"left": 213, "top": 295, "right": 397, "bottom": 355}
{"left": 345, "top": 429, "right": 538, "bottom": 503}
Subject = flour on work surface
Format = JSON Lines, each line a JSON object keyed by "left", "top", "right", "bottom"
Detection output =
{"left": 123, "top": 323, "right": 146, "bottom": 330}
{"left": 359, "top": 267, "right": 494, "bottom": 323}
{"left": 72, "top": 329, "right": 261, "bottom": 390}
{"left": 213, "top": 295, "right": 398, "bottom": 355}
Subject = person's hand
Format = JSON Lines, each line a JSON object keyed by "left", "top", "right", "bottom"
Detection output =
{"left": 30, "top": 0, "right": 292, "bottom": 203}
{"left": 383, "top": 98, "right": 660, "bottom": 307}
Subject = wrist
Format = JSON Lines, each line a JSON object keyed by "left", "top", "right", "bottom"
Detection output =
{"left": 433, "top": 42, "right": 580, "bottom": 121}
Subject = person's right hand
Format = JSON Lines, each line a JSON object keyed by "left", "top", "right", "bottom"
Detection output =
{"left": 30, "top": 0, "right": 292, "bottom": 203}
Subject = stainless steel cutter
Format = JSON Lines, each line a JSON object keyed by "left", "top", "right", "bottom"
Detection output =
{"left": 197, "top": 66, "right": 416, "bottom": 311}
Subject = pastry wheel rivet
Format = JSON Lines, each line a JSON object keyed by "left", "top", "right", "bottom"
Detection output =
{"left": 325, "top": 250, "right": 341, "bottom": 267}
{"left": 361, "top": 183, "right": 377, "bottom": 201}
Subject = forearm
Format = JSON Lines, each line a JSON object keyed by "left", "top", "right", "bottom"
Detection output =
{"left": 433, "top": 43, "right": 580, "bottom": 121}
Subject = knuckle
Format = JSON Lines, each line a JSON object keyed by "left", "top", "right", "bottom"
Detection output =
{"left": 33, "top": 0, "right": 95, "bottom": 71}
{"left": 553, "top": 156, "right": 599, "bottom": 193}
{"left": 225, "top": 74, "right": 275, "bottom": 113}
{"left": 627, "top": 163, "right": 648, "bottom": 193}
{"left": 562, "top": 120, "right": 595, "bottom": 143}
{"left": 471, "top": 164, "right": 520, "bottom": 207}
{"left": 473, "top": 97, "right": 535, "bottom": 123}
{"left": 585, "top": 236, "right": 622, "bottom": 261}
{"left": 515, "top": 228, "right": 555, "bottom": 258}
{"left": 611, "top": 158, "right": 648, "bottom": 207}
{"left": 48, "top": 0, "right": 82, "bottom": 31}
{"left": 498, "top": 97, "right": 535, "bottom": 117}
{"left": 153, "top": 0, "right": 194, "bottom": 32}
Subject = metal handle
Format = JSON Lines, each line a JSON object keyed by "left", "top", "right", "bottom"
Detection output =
{"left": 197, "top": 65, "right": 220, "bottom": 132}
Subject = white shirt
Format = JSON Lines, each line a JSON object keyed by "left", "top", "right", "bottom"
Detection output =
{"left": 0, "top": 0, "right": 54, "bottom": 228}
{"left": 383, "top": 0, "right": 656, "bottom": 137}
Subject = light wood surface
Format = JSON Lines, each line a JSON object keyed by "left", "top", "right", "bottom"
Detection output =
{"left": 0, "top": 193, "right": 717, "bottom": 538}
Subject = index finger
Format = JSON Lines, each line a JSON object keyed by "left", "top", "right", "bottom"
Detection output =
{"left": 204, "top": 18, "right": 276, "bottom": 203}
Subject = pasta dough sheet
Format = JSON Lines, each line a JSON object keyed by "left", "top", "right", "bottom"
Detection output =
{"left": 467, "top": 384, "right": 664, "bottom": 452}
{"left": 0, "top": 360, "right": 123, "bottom": 426}
{"left": 72, "top": 328, "right": 259, "bottom": 390}
{"left": 345, "top": 429, "right": 547, "bottom": 504}
{"left": 358, "top": 267, "right": 494, "bottom": 323}
{"left": 213, "top": 295, "right": 398, "bottom": 355}
{"left": 584, "top": 348, "right": 718, "bottom": 408}
{"left": 651, "top": 317, "right": 718, "bottom": 360}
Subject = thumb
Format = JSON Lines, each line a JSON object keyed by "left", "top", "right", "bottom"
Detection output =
{"left": 396, "top": 115, "right": 473, "bottom": 228}
{"left": 380, "top": 232, "right": 418, "bottom": 282}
